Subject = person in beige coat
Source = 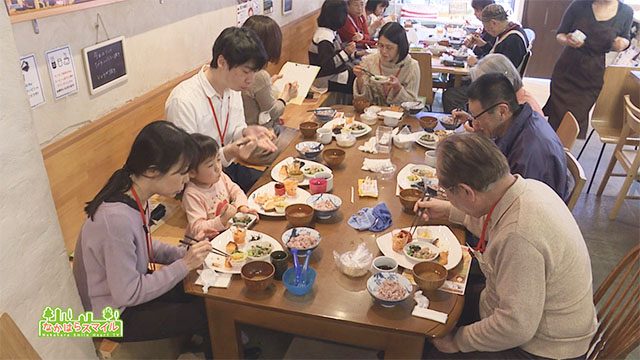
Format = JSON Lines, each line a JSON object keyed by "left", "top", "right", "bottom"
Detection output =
{"left": 353, "top": 22, "right": 420, "bottom": 106}
{"left": 417, "top": 133, "right": 596, "bottom": 359}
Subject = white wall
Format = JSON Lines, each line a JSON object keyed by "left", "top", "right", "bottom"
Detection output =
{"left": 10, "top": 0, "right": 323, "bottom": 146}
{"left": 0, "top": 7, "right": 96, "bottom": 360}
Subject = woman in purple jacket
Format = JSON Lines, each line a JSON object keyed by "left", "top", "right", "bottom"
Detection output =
{"left": 73, "top": 121, "right": 212, "bottom": 353}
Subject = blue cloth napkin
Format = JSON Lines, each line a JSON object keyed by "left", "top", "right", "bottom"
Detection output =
{"left": 348, "top": 203, "right": 392, "bottom": 232}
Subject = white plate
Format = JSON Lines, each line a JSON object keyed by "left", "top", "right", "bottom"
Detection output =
{"left": 204, "top": 229, "right": 283, "bottom": 274}
{"left": 271, "top": 157, "right": 331, "bottom": 186}
{"left": 247, "top": 181, "right": 311, "bottom": 217}
{"left": 414, "top": 131, "right": 438, "bottom": 149}
{"left": 227, "top": 213, "right": 258, "bottom": 228}
{"left": 396, "top": 163, "right": 437, "bottom": 190}
{"left": 322, "top": 119, "right": 372, "bottom": 138}
{"left": 376, "top": 226, "right": 462, "bottom": 270}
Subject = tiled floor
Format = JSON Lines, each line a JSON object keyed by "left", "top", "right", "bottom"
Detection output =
{"left": 110, "top": 79, "right": 639, "bottom": 359}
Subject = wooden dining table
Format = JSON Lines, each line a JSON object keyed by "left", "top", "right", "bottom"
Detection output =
{"left": 180, "top": 106, "right": 466, "bottom": 359}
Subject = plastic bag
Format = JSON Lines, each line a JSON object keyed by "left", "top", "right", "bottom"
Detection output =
{"left": 333, "top": 243, "right": 373, "bottom": 277}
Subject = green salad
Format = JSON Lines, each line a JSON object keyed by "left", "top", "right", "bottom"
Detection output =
{"left": 247, "top": 243, "right": 273, "bottom": 258}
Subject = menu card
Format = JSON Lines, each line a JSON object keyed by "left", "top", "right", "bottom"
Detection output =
{"left": 402, "top": 245, "right": 472, "bottom": 296}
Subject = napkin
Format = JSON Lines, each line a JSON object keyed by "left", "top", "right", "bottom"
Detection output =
{"left": 358, "top": 137, "right": 378, "bottom": 154}
{"left": 362, "top": 158, "right": 394, "bottom": 172}
{"left": 412, "top": 291, "right": 448, "bottom": 324}
{"left": 195, "top": 267, "right": 233, "bottom": 293}
{"left": 347, "top": 203, "right": 392, "bottom": 232}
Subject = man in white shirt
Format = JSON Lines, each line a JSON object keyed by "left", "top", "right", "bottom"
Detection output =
{"left": 166, "top": 27, "right": 277, "bottom": 191}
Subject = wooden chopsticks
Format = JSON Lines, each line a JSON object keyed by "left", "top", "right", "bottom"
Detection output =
{"left": 180, "top": 235, "right": 230, "bottom": 257}
{"left": 409, "top": 189, "right": 431, "bottom": 236}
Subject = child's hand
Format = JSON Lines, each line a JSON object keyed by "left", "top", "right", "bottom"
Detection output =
{"left": 238, "top": 205, "right": 259, "bottom": 216}
{"left": 219, "top": 203, "right": 238, "bottom": 225}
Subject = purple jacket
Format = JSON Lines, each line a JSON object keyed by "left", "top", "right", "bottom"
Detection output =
{"left": 73, "top": 201, "right": 188, "bottom": 314}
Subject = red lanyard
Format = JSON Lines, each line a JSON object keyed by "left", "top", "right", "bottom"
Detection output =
{"left": 207, "top": 96, "right": 230, "bottom": 146}
{"left": 130, "top": 187, "right": 156, "bottom": 272}
{"left": 476, "top": 202, "right": 498, "bottom": 254}
{"left": 378, "top": 59, "right": 403, "bottom": 78}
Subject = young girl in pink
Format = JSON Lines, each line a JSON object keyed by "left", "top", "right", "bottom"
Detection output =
{"left": 182, "top": 133, "right": 258, "bottom": 238}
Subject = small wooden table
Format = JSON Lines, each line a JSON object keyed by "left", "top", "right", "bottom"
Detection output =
{"left": 179, "top": 108, "right": 465, "bottom": 358}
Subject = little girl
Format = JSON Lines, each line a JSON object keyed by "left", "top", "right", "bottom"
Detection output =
{"left": 182, "top": 133, "right": 258, "bottom": 238}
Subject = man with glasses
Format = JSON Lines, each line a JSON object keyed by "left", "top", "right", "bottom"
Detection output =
{"left": 416, "top": 133, "right": 596, "bottom": 359}
{"left": 456, "top": 73, "right": 570, "bottom": 201}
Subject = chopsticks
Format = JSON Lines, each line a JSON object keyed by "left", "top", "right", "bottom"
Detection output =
{"left": 409, "top": 187, "right": 431, "bottom": 236}
{"left": 180, "top": 235, "right": 230, "bottom": 257}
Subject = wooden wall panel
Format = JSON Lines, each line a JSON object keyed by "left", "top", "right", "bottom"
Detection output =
{"left": 42, "top": 10, "right": 320, "bottom": 252}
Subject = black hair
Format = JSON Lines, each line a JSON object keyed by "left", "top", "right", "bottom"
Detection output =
{"left": 84, "top": 121, "right": 197, "bottom": 219}
{"left": 210, "top": 27, "right": 268, "bottom": 71}
{"left": 467, "top": 73, "right": 519, "bottom": 113}
{"left": 378, "top": 22, "right": 409, "bottom": 64}
{"left": 317, "top": 0, "right": 348, "bottom": 31}
{"left": 471, "top": 0, "right": 495, "bottom": 11}
{"left": 365, "top": 0, "right": 389, "bottom": 13}
{"left": 190, "top": 133, "right": 221, "bottom": 169}
{"left": 242, "top": 15, "right": 283, "bottom": 64}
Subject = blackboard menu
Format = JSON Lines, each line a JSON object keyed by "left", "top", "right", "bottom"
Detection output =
{"left": 82, "top": 36, "right": 127, "bottom": 94}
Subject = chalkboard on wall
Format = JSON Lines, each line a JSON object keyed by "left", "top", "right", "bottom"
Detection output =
{"left": 82, "top": 36, "right": 127, "bottom": 95}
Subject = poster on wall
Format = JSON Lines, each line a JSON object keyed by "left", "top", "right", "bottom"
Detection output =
{"left": 45, "top": 45, "right": 79, "bottom": 100}
{"left": 19, "top": 54, "right": 45, "bottom": 108}
{"left": 236, "top": 0, "right": 261, "bottom": 26}
{"left": 263, "top": 0, "right": 272, "bottom": 14}
{"left": 282, "top": 0, "right": 292, "bottom": 15}
{"left": 4, "top": 0, "right": 125, "bottom": 22}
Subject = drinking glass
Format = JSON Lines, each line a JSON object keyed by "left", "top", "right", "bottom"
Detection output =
{"left": 376, "top": 126, "right": 393, "bottom": 154}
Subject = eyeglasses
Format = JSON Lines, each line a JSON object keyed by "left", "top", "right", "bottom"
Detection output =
{"left": 470, "top": 102, "right": 506, "bottom": 121}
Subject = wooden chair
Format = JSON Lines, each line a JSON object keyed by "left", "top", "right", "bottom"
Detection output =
{"left": 576, "top": 66, "right": 640, "bottom": 193}
{"left": 596, "top": 95, "right": 640, "bottom": 220}
{"left": 557, "top": 111, "right": 580, "bottom": 150}
{"left": 411, "top": 51, "right": 434, "bottom": 110}
{"left": 587, "top": 245, "right": 640, "bottom": 359}
{"left": 0, "top": 313, "right": 41, "bottom": 359}
{"left": 565, "top": 150, "right": 586, "bottom": 211}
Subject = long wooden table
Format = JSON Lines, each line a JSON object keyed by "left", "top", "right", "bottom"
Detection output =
{"left": 180, "top": 107, "right": 465, "bottom": 358}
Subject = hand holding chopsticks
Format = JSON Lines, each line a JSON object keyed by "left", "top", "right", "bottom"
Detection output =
{"left": 180, "top": 236, "right": 213, "bottom": 271}
{"left": 181, "top": 235, "right": 229, "bottom": 258}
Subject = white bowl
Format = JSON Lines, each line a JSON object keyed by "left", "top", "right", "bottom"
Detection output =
{"left": 282, "top": 227, "right": 322, "bottom": 251}
{"left": 401, "top": 101, "right": 424, "bottom": 115}
{"left": 336, "top": 133, "right": 356, "bottom": 147}
{"left": 370, "top": 75, "right": 390, "bottom": 84}
{"left": 403, "top": 241, "right": 440, "bottom": 262}
{"left": 246, "top": 241, "right": 274, "bottom": 262}
{"left": 384, "top": 116, "right": 400, "bottom": 127}
{"left": 360, "top": 112, "right": 378, "bottom": 125}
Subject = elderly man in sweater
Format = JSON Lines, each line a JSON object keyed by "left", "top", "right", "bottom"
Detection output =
{"left": 416, "top": 133, "right": 596, "bottom": 359}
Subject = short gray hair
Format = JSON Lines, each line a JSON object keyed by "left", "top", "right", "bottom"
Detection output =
{"left": 437, "top": 133, "right": 510, "bottom": 192}
{"left": 481, "top": 4, "right": 508, "bottom": 22}
{"left": 470, "top": 53, "right": 523, "bottom": 91}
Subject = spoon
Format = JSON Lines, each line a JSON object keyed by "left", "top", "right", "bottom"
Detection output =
{"left": 291, "top": 248, "right": 301, "bottom": 285}
{"left": 301, "top": 249, "right": 313, "bottom": 285}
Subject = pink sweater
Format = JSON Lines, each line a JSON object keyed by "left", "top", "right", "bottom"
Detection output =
{"left": 182, "top": 173, "right": 248, "bottom": 237}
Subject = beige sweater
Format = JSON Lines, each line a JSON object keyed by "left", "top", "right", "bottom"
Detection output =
{"left": 241, "top": 70, "right": 285, "bottom": 128}
{"left": 353, "top": 53, "right": 420, "bottom": 106}
{"left": 450, "top": 176, "right": 597, "bottom": 358}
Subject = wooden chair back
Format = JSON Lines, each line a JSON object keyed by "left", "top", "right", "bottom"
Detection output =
{"left": 565, "top": 150, "right": 586, "bottom": 211}
{"left": 587, "top": 245, "right": 640, "bottom": 359}
{"left": 0, "top": 313, "right": 41, "bottom": 360}
{"left": 411, "top": 52, "right": 434, "bottom": 106}
{"left": 557, "top": 111, "right": 579, "bottom": 150}
{"left": 591, "top": 66, "right": 640, "bottom": 143}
